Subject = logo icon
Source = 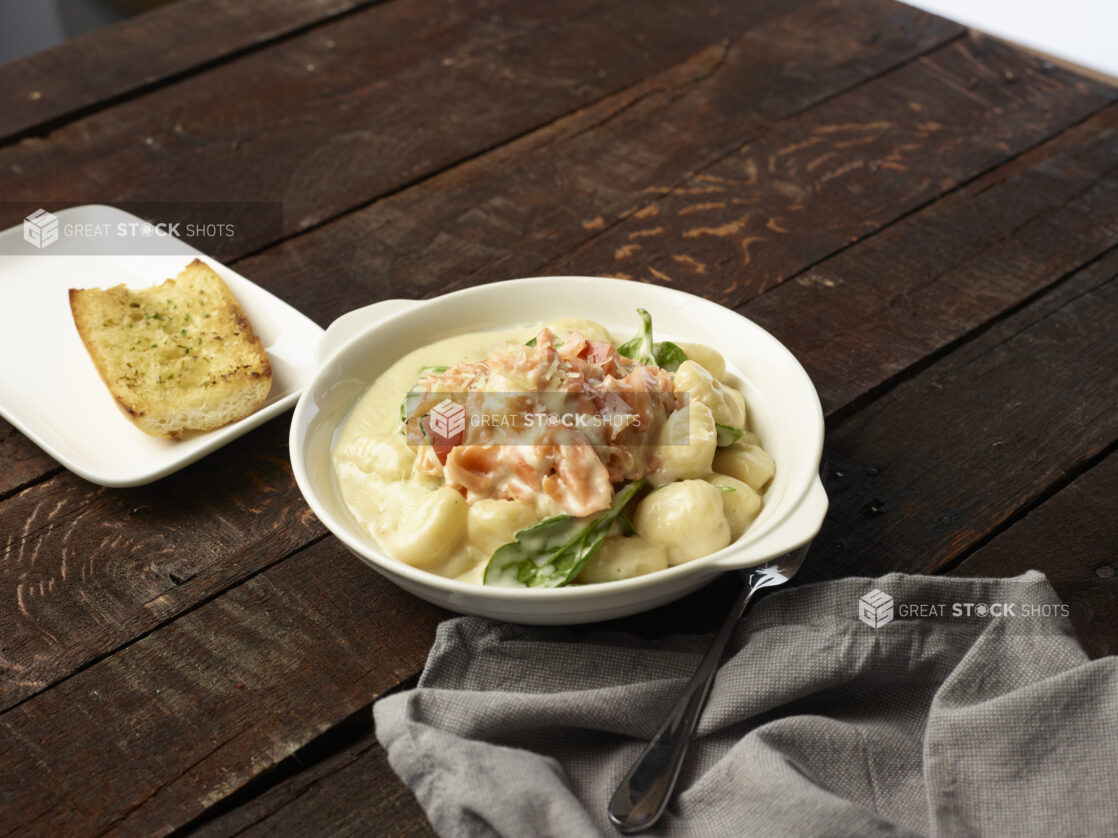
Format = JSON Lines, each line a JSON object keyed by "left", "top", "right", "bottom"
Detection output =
{"left": 428, "top": 398, "right": 466, "bottom": 440}
{"left": 23, "top": 209, "right": 59, "bottom": 249}
{"left": 859, "top": 588, "right": 894, "bottom": 628}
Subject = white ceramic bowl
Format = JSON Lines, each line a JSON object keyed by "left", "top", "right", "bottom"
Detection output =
{"left": 289, "top": 277, "right": 827, "bottom": 624}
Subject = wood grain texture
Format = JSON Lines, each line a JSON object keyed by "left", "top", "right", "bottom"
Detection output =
{"left": 0, "top": 536, "right": 444, "bottom": 837}
{"left": 0, "top": 0, "right": 384, "bottom": 142}
{"left": 0, "top": 424, "right": 57, "bottom": 500}
{"left": 0, "top": 0, "right": 810, "bottom": 244}
{"left": 0, "top": 419, "right": 324, "bottom": 712}
{"left": 232, "top": 33, "right": 1114, "bottom": 330}
{"left": 0, "top": 0, "right": 970, "bottom": 693}
{"left": 801, "top": 250, "right": 1118, "bottom": 584}
{"left": 192, "top": 716, "right": 435, "bottom": 837}
{"left": 0, "top": 0, "right": 1114, "bottom": 832}
{"left": 948, "top": 454, "right": 1118, "bottom": 659}
{"left": 546, "top": 36, "right": 1117, "bottom": 299}
{"left": 0, "top": 0, "right": 964, "bottom": 505}
{"left": 742, "top": 102, "right": 1118, "bottom": 415}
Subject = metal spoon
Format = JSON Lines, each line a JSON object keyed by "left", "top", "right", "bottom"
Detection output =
{"left": 607, "top": 540, "right": 815, "bottom": 833}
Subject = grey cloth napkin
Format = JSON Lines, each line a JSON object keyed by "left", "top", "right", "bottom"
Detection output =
{"left": 374, "top": 572, "right": 1118, "bottom": 837}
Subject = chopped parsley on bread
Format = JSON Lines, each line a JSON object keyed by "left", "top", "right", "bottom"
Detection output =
{"left": 69, "top": 259, "right": 272, "bottom": 439}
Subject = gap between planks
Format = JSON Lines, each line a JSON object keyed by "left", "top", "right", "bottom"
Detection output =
{"left": 2, "top": 21, "right": 1118, "bottom": 715}
{"left": 0, "top": 0, "right": 396, "bottom": 147}
{"left": 820, "top": 240, "right": 1118, "bottom": 428}
{"left": 935, "top": 439, "right": 1118, "bottom": 578}
{"left": 222, "top": 26, "right": 970, "bottom": 275}
{"left": 2, "top": 13, "right": 1118, "bottom": 835}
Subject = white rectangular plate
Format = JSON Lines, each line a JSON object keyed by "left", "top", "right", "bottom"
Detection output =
{"left": 0, "top": 205, "right": 324, "bottom": 487}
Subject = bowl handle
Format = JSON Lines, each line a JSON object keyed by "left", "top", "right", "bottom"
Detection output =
{"left": 711, "top": 476, "right": 829, "bottom": 568}
{"left": 318, "top": 299, "right": 420, "bottom": 364}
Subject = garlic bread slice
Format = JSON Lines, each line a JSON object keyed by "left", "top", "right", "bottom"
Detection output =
{"left": 69, "top": 259, "right": 272, "bottom": 439}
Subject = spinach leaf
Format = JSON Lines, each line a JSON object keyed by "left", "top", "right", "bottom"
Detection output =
{"left": 483, "top": 479, "right": 647, "bottom": 587}
{"left": 715, "top": 423, "right": 746, "bottom": 447}
{"left": 618, "top": 308, "right": 687, "bottom": 370}
{"left": 653, "top": 340, "right": 687, "bottom": 372}
{"left": 618, "top": 308, "right": 655, "bottom": 365}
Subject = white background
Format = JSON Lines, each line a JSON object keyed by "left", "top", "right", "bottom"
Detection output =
{"left": 903, "top": 0, "right": 1118, "bottom": 82}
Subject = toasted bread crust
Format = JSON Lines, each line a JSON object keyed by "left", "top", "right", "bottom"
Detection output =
{"left": 70, "top": 260, "right": 272, "bottom": 439}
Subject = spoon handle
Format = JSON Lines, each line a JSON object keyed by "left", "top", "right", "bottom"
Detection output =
{"left": 607, "top": 577, "right": 760, "bottom": 833}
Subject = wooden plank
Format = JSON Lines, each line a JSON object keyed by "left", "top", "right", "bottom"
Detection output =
{"left": 0, "top": 0, "right": 816, "bottom": 245}
{"left": 0, "top": 536, "right": 445, "bottom": 837}
{"left": 974, "top": 31, "right": 1118, "bottom": 89}
{"left": 191, "top": 718, "right": 435, "bottom": 837}
{"left": 175, "top": 227, "right": 1118, "bottom": 831}
{"left": 0, "top": 0, "right": 966, "bottom": 698}
{"left": 2, "top": 232, "right": 1113, "bottom": 838}
{"left": 948, "top": 454, "right": 1118, "bottom": 660}
{"left": 194, "top": 477, "right": 1118, "bottom": 832}
{"left": 0, "top": 418, "right": 324, "bottom": 713}
{"left": 1, "top": 0, "right": 938, "bottom": 494}
{"left": 232, "top": 35, "right": 1114, "bottom": 328}
{"left": 742, "top": 103, "right": 1118, "bottom": 415}
{"left": 543, "top": 37, "right": 1117, "bottom": 299}
{"left": 0, "top": 426, "right": 57, "bottom": 501}
{"left": 799, "top": 249, "right": 1118, "bottom": 585}
{"left": 0, "top": 0, "right": 385, "bottom": 143}
{"left": 2, "top": 6, "right": 1109, "bottom": 835}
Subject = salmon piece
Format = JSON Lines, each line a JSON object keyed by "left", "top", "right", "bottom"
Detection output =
{"left": 444, "top": 444, "right": 538, "bottom": 506}
{"left": 556, "top": 331, "right": 588, "bottom": 362}
{"left": 539, "top": 438, "right": 613, "bottom": 517}
{"left": 421, "top": 361, "right": 488, "bottom": 393}
{"left": 584, "top": 340, "right": 625, "bottom": 376}
{"left": 411, "top": 325, "right": 683, "bottom": 513}
{"left": 485, "top": 328, "right": 561, "bottom": 391}
{"left": 558, "top": 334, "right": 630, "bottom": 381}
{"left": 444, "top": 427, "right": 613, "bottom": 517}
{"left": 601, "top": 366, "right": 679, "bottom": 424}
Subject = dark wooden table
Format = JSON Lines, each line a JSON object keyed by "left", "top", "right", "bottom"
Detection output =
{"left": 1, "top": 0, "right": 1115, "bottom": 834}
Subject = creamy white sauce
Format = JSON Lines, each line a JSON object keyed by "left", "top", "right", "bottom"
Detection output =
{"left": 333, "top": 325, "right": 540, "bottom": 583}
{"left": 332, "top": 319, "right": 772, "bottom": 586}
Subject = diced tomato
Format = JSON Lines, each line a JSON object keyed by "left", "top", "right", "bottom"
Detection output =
{"left": 422, "top": 414, "right": 464, "bottom": 465}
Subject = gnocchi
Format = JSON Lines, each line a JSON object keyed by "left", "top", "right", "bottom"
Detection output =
{"left": 650, "top": 400, "right": 718, "bottom": 485}
{"left": 706, "top": 473, "right": 762, "bottom": 539}
{"left": 577, "top": 535, "right": 668, "bottom": 583}
{"left": 712, "top": 442, "right": 776, "bottom": 493}
{"left": 335, "top": 434, "right": 415, "bottom": 480}
{"left": 332, "top": 311, "right": 774, "bottom": 587}
{"left": 738, "top": 429, "right": 763, "bottom": 448}
{"left": 386, "top": 486, "right": 468, "bottom": 569}
{"left": 633, "top": 479, "right": 732, "bottom": 565}
{"left": 674, "top": 342, "right": 726, "bottom": 381}
{"left": 545, "top": 317, "right": 613, "bottom": 344}
{"left": 672, "top": 360, "right": 747, "bottom": 429}
{"left": 468, "top": 499, "right": 537, "bottom": 557}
